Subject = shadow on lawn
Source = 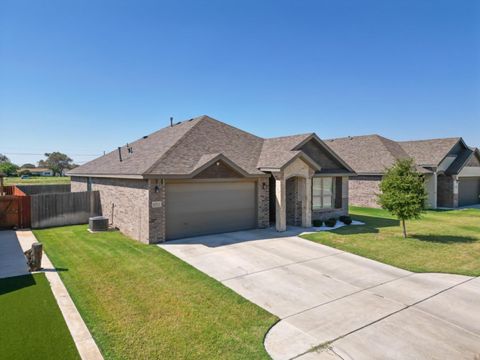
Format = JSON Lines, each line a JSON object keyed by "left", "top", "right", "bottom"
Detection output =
{"left": 0, "top": 274, "right": 36, "bottom": 296}
{"left": 412, "top": 234, "right": 478, "bottom": 244}
{"left": 332, "top": 214, "right": 400, "bottom": 235}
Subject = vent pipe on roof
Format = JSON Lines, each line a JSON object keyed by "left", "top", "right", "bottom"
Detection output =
{"left": 118, "top": 147, "right": 123, "bottom": 162}
{"left": 170, "top": 117, "right": 173, "bottom": 127}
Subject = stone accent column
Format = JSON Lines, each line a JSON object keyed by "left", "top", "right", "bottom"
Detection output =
{"left": 432, "top": 172, "right": 438, "bottom": 209}
{"left": 274, "top": 172, "right": 286, "bottom": 232}
{"left": 453, "top": 176, "right": 459, "bottom": 208}
{"left": 302, "top": 176, "right": 312, "bottom": 227}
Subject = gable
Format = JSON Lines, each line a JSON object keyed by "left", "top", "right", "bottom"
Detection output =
{"left": 300, "top": 139, "right": 346, "bottom": 171}
{"left": 193, "top": 160, "right": 244, "bottom": 179}
{"left": 467, "top": 151, "right": 480, "bottom": 167}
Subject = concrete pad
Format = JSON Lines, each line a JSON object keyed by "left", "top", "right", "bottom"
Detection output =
{"left": 265, "top": 291, "right": 404, "bottom": 359}
{"left": 158, "top": 228, "right": 480, "bottom": 360}
{"left": 184, "top": 243, "right": 300, "bottom": 281}
{"left": 370, "top": 272, "right": 472, "bottom": 305}
{"left": 302, "top": 252, "right": 411, "bottom": 289}
{"left": 0, "top": 230, "right": 28, "bottom": 279}
{"left": 224, "top": 261, "right": 360, "bottom": 318}
{"left": 296, "top": 349, "right": 342, "bottom": 360}
{"left": 415, "top": 277, "right": 480, "bottom": 335}
{"left": 332, "top": 307, "right": 480, "bottom": 360}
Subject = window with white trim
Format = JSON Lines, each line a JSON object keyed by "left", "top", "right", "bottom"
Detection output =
{"left": 312, "top": 177, "right": 334, "bottom": 210}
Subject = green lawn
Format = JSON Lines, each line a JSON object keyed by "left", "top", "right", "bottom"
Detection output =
{"left": 302, "top": 206, "right": 480, "bottom": 276}
{"left": 34, "top": 226, "right": 276, "bottom": 360}
{"left": 0, "top": 274, "right": 80, "bottom": 359}
{"left": 4, "top": 176, "right": 71, "bottom": 185}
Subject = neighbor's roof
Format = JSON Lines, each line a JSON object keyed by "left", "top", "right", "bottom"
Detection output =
{"left": 69, "top": 115, "right": 350, "bottom": 178}
{"left": 325, "top": 135, "right": 415, "bottom": 175}
{"left": 29, "top": 168, "right": 52, "bottom": 172}
{"left": 398, "top": 137, "right": 461, "bottom": 166}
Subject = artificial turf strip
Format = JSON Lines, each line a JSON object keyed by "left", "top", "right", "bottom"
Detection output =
{"left": 302, "top": 206, "right": 480, "bottom": 276}
{"left": 34, "top": 225, "right": 277, "bottom": 360}
{"left": 0, "top": 273, "right": 80, "bottom": 360}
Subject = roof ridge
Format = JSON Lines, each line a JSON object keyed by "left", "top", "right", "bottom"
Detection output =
{"left": 398, "top": 136, "right": 461, "bottom": 143}
{"left": 142, "top": 116, "right": 207, "bottom": 175}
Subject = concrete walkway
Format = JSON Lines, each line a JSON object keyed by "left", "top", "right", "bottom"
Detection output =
{"left": 0, "top": 230, "right": 29, "bottom": 279}
{"left": 0, "top": 230, "right": 103, "bottom": 360}
{"left": 159, "top": 227, "right": 480, "bottom": 360}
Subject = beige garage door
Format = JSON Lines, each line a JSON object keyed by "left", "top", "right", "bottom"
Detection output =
{"left": 459, "top": 178, "right": 480, "bottom": 207}
{"left": 166, "top": 181, "right": 256, "bottom": 240}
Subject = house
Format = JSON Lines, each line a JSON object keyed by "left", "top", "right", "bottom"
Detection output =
{"left": 326, "top": 135, "right": 480, "bottom": 209}
{"left": 29, "top": 168, "right": 54, "bottom": 176}
{"left": 68, "top": 115, "right": 355, "bottom": 243}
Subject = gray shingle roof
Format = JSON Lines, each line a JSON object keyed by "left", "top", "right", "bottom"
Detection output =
{"left": 69, "top": 116, "right": 347, "bottom": 178}
{"left": 326, "top": 135, "right": 412, "bottom": 174}
{"left": 399, "top": 137, "right": 461, "bottom": 166}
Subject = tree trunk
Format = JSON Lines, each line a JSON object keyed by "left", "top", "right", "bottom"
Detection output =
{"left": 402, "top": 219, "right": 407, "bottom": 238}
{"left": 24, "top": 242, "right": 43, "bottom": 271}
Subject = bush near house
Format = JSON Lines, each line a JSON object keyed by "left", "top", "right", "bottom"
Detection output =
{"left": 324, "top": 218, "right": 337, "bottom": 227}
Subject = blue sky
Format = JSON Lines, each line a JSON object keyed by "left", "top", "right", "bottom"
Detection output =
{"left": 1, "top": 0, "right": 479, "bottom": 166}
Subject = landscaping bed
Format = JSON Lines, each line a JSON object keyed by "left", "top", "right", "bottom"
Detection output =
{"left": 34, "top": 225, "right": 276, "bottom": 360}
{"left": 0, "top": 273, "right": 80, "bottom": 359}
{"left": 302, "top": 206, "right": 480, "bottom": 276}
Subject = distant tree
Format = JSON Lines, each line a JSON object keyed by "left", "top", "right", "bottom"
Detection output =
{"left": 21, "top": 163, "right": 36, "bottom": 169}
{"left": 40, "top": 152, "right": 74, "bottom": 176}
{"left": 378, "top": 159, "right": 427, "bottom": 238}
{"left": 0, "top": 162, "right": 19, "bottom": 176}
{"left": 0, "top": 154, "right": 10, "bottom": 163}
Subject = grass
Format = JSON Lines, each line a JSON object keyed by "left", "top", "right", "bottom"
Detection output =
{"left": 302, "top": 206, "right": 480, "bottom": 276}
{"left": 0, "top": 273, "right": 80, "bottom": 359}
{"left": 4, "top": 176, "right": 71, "bottom": 185}
{"left": 33, "top": 225, "right": 277, "bottom": 360}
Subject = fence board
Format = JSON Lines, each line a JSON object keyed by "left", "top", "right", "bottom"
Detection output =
{"left": 31, "top": 191, "right": 101, "bottom": 229}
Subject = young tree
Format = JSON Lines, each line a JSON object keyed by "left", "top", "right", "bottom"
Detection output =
{"left": 40, "top": 152, "right": 74, "bottom": 176}
{"left": 377, "top": 159, "right": 427, "bottom": 238}
{"left": 0, "top": 162, "right": 19, "bottom": 176}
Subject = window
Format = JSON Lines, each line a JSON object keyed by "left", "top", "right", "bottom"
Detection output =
{"left": 312, "top": 177, "right": 334, "bottom": 210}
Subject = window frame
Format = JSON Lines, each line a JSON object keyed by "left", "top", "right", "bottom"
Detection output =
{"left": 312, "top": 177, "right": 335, "bottom": 210}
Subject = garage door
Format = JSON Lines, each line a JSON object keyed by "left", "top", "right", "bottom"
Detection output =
{"left": 459, "top": 178, "right": 480, "bottom": 207}
{"left": 166, "top": 181, "right": 256, "bottom": 240}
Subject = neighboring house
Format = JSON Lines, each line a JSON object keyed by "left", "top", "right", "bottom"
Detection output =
{"left": 29, "top": 168, "right": 54, "bottom": 176}
{"left": 68, "top": 115, "right": 355, "bottom": 243}
{"left": 327, "top": 135, "right": 480, "bottom": 209}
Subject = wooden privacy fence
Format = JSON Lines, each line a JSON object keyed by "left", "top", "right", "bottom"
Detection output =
{"left": 0, "top": 195, "right": 31, "bottom": 229}
{"left": 16, "top": 184, "right": 71, "bottom": 195}
{"left": 30, "top": 191, "right": 101, "bottom": 229}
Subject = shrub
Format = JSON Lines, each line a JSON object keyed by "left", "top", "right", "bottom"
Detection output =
{"left": 324, "top": 218, "right": 337, "bottom": 227}
{"left": 339, "top": 215, "right": 352, "bottom": 225}
{"left": 312, "top": 219, "right": 323, "bottom": 227}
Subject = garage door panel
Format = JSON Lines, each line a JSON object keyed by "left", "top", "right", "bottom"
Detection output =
{"left": 166, "top": 182, "right": 256, "bottom": 240}
{"left": 459, "top": 178, "right": 480, "bottom": 207}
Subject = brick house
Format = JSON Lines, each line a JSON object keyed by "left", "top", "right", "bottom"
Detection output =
{"left": 326, "top": 135, "right": 480, "bottom": 209}
{"left": 69, "top": 116, "right": 355, "bottom": 243}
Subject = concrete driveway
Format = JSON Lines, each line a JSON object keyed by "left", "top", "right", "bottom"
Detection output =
{"left": 159, "top": 228, "right": 480, "bottom": 360}
{"left": 0, "top": 230, "right": 29, "bottom": 279}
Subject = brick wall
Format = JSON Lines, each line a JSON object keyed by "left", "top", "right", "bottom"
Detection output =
{"left": 348, "top": 176, "right": 382, "bottom": 208}
{"left": 286, "top": 177, "right": 302, "bottom": 226}
{"left": 71, "top": 176, "right": 151, "bottom": 243}
{"left": 256, "top": 178, "right": 270, "bottom": 228}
